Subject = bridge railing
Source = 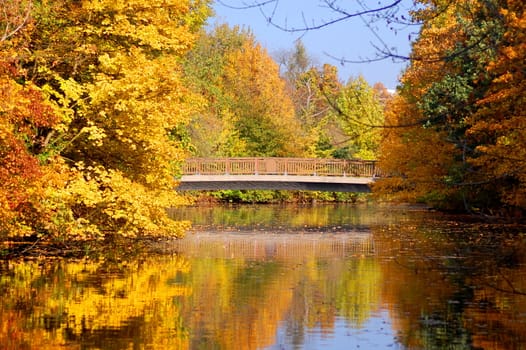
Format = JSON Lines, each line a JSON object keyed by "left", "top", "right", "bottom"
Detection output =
{"left": 183, "top": 157, "right": 379, "bottom": 177}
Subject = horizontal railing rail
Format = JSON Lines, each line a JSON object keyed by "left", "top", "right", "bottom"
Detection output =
{"left": 183, "top": 157, "right": 380, "bottom": 177}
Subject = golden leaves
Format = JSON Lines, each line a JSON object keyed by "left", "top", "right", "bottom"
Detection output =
{"left": 0, "top": 0, "right": 212, "bottom": 239}
{"left": 221, "top": 38, "right": 306, "bottom": 156}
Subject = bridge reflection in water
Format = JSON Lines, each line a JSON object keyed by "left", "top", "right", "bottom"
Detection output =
{"left": 178, "top": 157, "right": 379, "bottom": 192}
{"left": 168, "top": 232, "right": 375, "bottom": 260}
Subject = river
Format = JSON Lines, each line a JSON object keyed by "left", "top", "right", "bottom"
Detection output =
{"left": 1, "top": 203, "right": 526, "bottom": 349}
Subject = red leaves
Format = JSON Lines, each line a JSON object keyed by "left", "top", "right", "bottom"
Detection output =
{"left": 0, "top": 62, "right": 59, "bottom": 233}
{"left": 0, "top": 63, "right": 58, "bottom": 133}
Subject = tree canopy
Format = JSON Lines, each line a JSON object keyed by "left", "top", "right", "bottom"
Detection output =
{"left": 4, "top": 0, "right": 521, "bottom": 241}
{"left": 375, "top": 0, "right": 526, "bottom": 216}
{"left": 184, "top": 24, "right": 308, "bottom": 157}
{"left": 0, "top": 0, "right": 212, "bottom": 239}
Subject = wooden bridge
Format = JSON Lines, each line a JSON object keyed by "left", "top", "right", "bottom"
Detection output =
{"left": 177, "top": 157, "right": 379, "bottom": 192}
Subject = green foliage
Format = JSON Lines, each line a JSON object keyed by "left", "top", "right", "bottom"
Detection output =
{"left": 211, "top": 190, "right": 291, "bottom": 204}
{"left": 207, "top": 190, "right": 362, "bottom": 204}
{"left": 292, "top": 64, "right": 343, "bottom": 158}
{"left": 332, "top": 76, "right": 384, "bottom": 160}
{"left": 331, "top": 146, "right": 358, "bottom": 160}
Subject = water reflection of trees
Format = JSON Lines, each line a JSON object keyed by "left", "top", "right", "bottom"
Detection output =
{"left": 176, "top": 240, "right": 381, "bottom": 350}
{"left": 0, "top": 242, "right": 382, "bottom": 350}
{"left": 373, "top": 223, "right": 526, "bottom": 350}
{"left": 0, "top": 256, "right": 192, "bottom": 349}
{"left": 168, "top": 203, "right": 409, "bottom": 232}
{"left": 2, "top": 206, "right": 526, "bottom": 350}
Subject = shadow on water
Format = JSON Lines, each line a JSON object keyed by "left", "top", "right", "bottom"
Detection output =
{"left": 1, "top": 203, "right": 526, "bottom": 349}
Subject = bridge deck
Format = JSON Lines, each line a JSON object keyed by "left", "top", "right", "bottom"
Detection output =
{"left": 181, "top": 174, "right": 373, "bottom": 184}
{"left": 178, "top": 157, "right": 378, "bottom": 192}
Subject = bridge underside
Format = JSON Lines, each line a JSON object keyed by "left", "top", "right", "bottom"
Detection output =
{"left": 177, "top": 175, "right": 373, "bottom": 193}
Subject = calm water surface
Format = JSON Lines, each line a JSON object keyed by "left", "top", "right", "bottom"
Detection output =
{"left": 2, "top": 204, "right": 526, "bottom": 349}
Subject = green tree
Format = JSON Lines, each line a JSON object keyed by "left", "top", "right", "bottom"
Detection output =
{"left": 222, "top": 39, "right": 307, "bottom": 156}
{"left": 331, "top": 76, "right": 385, "bottom": 160}
{"left": 183, "top": 24, "right": 252, "bottom": 156}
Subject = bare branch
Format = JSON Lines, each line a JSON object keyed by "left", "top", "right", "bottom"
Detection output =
{"left": 0, "top": 0, "right": 32, "bottom": 42}
{"left": 271, "top": 0, "right": 404, "bottom": 33}
{"left": 216, "top": 0, "right": 417, "bottom": 65}
{"left": 214, "top": 1, "right": 470, "bottom": 65}
{"left": 218, "top": 0, "right": 411, "bottom": 31}
{"left": 215, "top": 0, "right": 277, "bottom": 11}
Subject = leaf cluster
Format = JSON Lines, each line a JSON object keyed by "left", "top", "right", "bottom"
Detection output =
{"left": 0, "top": 0, "right": 212, "bottom": 241}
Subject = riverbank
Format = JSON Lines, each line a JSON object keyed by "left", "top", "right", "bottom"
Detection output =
{"left": 0, "top": 235, "right": 164, "bottom": 260}
{"left": 187, "top": 189, "right": 369, "bottom": 205}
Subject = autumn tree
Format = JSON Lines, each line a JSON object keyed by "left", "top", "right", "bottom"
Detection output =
{"left": 465, "top": 0, "right": 526, "bottom": 214}
{"left": 1, "top": 0, "right": 213, "bottom": 239}
{"left": 223, "top": 39, "right": 308, "bottom": 156}
{"left": 375, "top": 0, "right": 525, "bottom": 214}
{"left": 375, "top": 0, "right": 486, "bottom": 208}
{"left": 0, "top": 0, "right": 66, "bottom": 237}
{"left": 372, "top": 82, "right": 393, "bottom": 108}
{"left": 0, "top": 67, "right": 60, "bottom": 237}
{"left": 184, "top": 24, "right": 307, "bottom": 157}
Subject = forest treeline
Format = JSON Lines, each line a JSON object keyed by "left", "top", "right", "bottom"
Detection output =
{"left": 0, "top": 0, "right": 524, "bottom": 241}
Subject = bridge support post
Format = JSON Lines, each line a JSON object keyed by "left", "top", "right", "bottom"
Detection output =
{"left": 225, "top": 158, "right": 230, "bottom": 175}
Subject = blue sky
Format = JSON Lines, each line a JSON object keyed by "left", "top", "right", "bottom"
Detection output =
{"left": 209, "top": 0, "right": 419, "bottom": 90}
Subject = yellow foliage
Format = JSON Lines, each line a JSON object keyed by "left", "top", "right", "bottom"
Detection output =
{"left": 0, "top": 256, "right": 192, "bottom": 349}
{"left": 46, "top": 166, "right": 191, "bottom": 238}
{"left": 221, "top": 39, "right": 308, "bottom": 156}
{"left": 0, "top": 0, "right": 213, "bottom": 239}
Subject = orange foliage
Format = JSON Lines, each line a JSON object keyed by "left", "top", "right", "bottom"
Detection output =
{"left": 376, "top": 0, "right": 526, "bottom": 213}
{"left": 466, "top": 0, "right": 526, "bottom": 211}
{"left": 222, "top": 39, "right": 307, "bottom": 156}
{"left": 374, "top": 1, "right": 466, "bottom": 207}
{"left": 375, "top": 94, "right": 459, "bottom": 205}
{"left": 0, "top": 62, "right": 60, "bottom": 236}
